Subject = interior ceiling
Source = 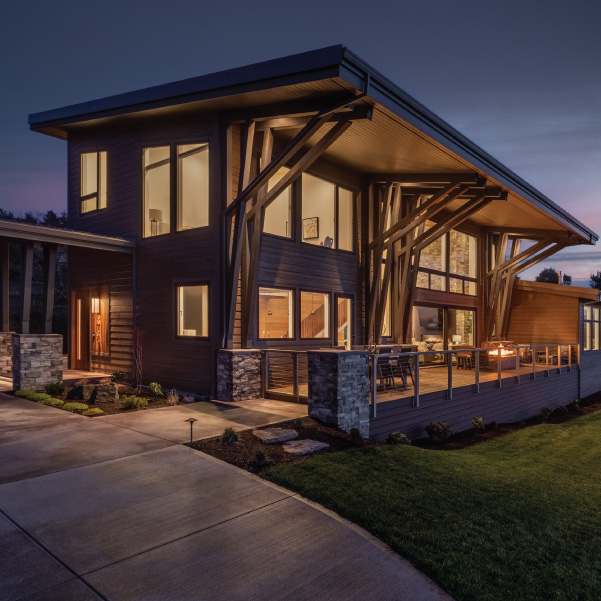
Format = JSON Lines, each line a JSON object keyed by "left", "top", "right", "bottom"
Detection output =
{"left": 59, "top": 76, "right": 582, "bottom": 239}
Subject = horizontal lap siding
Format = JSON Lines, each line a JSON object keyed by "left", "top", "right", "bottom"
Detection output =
{"left": 369, "top": 369, "right": 580, "bottom": 440}
{"left": 68, "top": 114, "right": 222, "bottom": 394}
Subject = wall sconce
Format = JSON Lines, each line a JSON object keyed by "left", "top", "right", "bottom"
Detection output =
{"left": 149, "top": 208, "right": 163, "bottom": 236}
{"left": 91, "top": 298, "right": 100, "bottom": 313}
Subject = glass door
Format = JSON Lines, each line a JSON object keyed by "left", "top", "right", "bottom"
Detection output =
{"left": 411, "top": 306, "right": 445, "bottom": 364}
{"left": 336, "top": 296, "right": 352, "bottom": 350}
{"left": 447, "top": 309, "right": 475, "bottom": 348}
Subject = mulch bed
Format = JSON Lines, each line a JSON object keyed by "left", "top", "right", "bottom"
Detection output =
{"left": 189, "top": 417, "right": 377, "bottom": 474}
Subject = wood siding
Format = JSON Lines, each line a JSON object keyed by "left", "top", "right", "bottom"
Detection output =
{"left": 370, "top": 369, "right": 580, "bottom": 441}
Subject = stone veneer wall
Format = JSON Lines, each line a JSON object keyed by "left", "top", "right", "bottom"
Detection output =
{"left": 12, "top": 334, "right": 63, "bottom": 390}
{"left": 216, "top": 349, "right": 262, "bottom": 402}
{"left": 307, "top": 350, "right": 370, "bottom": 437}
{"left": 0, "top": 332, "right": 14, "bottom": 378}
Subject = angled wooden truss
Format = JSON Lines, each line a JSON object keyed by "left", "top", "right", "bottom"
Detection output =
{"left": 224, "top": 96, "right": 372, "bottom": 348}
{"left": 483, "top": 228, "right": 573, "bottom": 340}
{"left": 367, "top": 176, "right": 505, "bottom": 344}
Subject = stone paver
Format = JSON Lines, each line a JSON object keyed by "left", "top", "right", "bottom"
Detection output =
{"left": 283, "top": 439, "right": 330, "bottom": 455}
{"left": 253, "top": 427, "right": 298, "bottom": 444}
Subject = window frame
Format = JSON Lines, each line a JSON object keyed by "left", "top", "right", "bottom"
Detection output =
{"left": 583, "top": 304, "right": 601, "bottom": 352}
{"left": 257, "top": 285, "right": 295, "bottom": 341}
{"left": 142, "top": 140, "right": 210, "bottom": 239}
{"left": 80, "top": 150, "right": 108, "bottom": 215}
{"left": 335, "top": 293, "right": 354, "bottom": 349}
{"left": 174, "top": 282, "right": 210, "bottom": 341}
{"left": 299, "top": 289, "right": 331, "bottom": 340}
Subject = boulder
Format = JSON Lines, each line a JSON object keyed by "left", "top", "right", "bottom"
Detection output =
{"left": 96, "top": 382, "right": 119, "bottom": 404}
{"left": 83, "top": 384, "right": 97, "bottom": 403}
{"left": 253, "top": 428, "right": 298, "bottom": 444}
{"left": 282, "top": 439, "right": 329, "bottom": 455}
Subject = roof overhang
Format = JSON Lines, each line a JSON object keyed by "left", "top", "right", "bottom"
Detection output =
{"left": 28, "top": 44, "right": 598, "bottom": 246}
{"left": 0, "top": 220, "right": 135, "bottom": 253}
{"left": 514, "top": 279, "right": 601, "bottom": 302}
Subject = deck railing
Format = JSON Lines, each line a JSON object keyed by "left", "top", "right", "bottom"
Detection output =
{"left": 261, "top": 349, "right": 308, "bottom": 403}
{"left": 370, "top": 343, "right": 579, "bottom": 417}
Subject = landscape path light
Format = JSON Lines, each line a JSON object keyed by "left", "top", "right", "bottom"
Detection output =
{"left": 185, "top": 417, "right": 198, "bottom": 447}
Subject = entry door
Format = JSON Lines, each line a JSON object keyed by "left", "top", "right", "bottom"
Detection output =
{"left": 71, "top": 290, "right": 90, "bottom": 370}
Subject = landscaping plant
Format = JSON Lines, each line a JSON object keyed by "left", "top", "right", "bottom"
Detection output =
{"left": 122, "top": 395, "right": 148, "bottom": 410}
{"left": 83, "top": 408, "right": 105, "bottom": 417}
{"left": 15, "top": 389, "right": 37, "bottom": 398}
{"left": 149, "top": 382, "right": 164, "bottom": 397}
{"left": 166, "top": 388, "right": 179, "bottom": 406}
{"left": 44, "top": 381, "right": 66, "bottom": 396}
{"left": 386, "top": 431, "right": 411, "bottom": 445}
{"left": 487, "top": 420, "right": 499, "bottom": 431}
{"left": 110, "top": 371, "right": 126, "bottom": 383}
{"left": 63, "top": 402, "right": 89, "bottom": 413}
{"left": 253, "top": 448, "right": 267, "bottom": 468}
{"left": 471, "top": 416, "right": 485, "bottom": 432}
{"left": 425, "top": 421, "right": 453, "bottom": 443}
{"left": 38, "top": 398, "right": 64, "bottom": 407}
{"left": 349, "top": 427, "right": 363, "bottom": 443}
{"left": 221, "top": 427, "right": 238, "bottom": 445}
{"left": 28, "top": 393, "right": 52, "bottom": 402}
{"left": 541, "top": 407, "right": 552, "bottom": 421}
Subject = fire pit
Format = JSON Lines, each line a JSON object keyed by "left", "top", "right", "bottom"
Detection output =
{"left": 487, "top": 345, "right": 516, "bottom": 370}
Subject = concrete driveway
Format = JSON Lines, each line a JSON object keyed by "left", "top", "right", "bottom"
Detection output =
{"left": 0, "top": 394, "right": 452, "bottom": 601}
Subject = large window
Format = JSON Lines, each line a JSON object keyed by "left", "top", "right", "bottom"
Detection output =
{"left": 177, "top": 285, "right": 209, "bottom": 338}
{"left": 416, "top": 221, "right": 477, "bottom": 296}
{"left": 259, "top": 287, "right": 293, "bottom": 339}
{"left": 337, "top": 297, "right": 352, "bottom": 349}
{"left": 177, "top": 144, "right": 209, "bottom": 231}
{"left": 144, "top": 143, "right": 209, "bottom": 238}
{"left": 301, "top": 174, "right": 353, "bottom": 251}
{"left": 300, "top": 291, "right": 330, "bottom": 339}
{"left": 264, "top": 167, "right": 292, "bottom": 238}
{"left": 80, "top": 152, "right": 107, "bottom": 213}
{"left": 584, "top": 306, "right": 600, "bottom": 351}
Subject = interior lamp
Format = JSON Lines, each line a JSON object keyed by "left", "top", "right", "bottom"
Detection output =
{"left": 452, "top": 335, "right": 462, "bottom": 344}
{"left": 91, "top": 298, "right": 100, "bottom": 314}
{"left": 149, "top": 209, "right": 163, "bottom": 236}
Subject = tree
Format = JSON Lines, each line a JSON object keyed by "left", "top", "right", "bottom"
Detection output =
{"left": 534, "top": 267, "right": 571, "bottom": 285}
{"left": 590, "top": 272, "right": 601, "bottom": 290}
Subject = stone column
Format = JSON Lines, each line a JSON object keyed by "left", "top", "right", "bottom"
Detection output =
{"left": 0, "top": 332, "right": 14, "bottom": 379}
{"left": 307, "top": 350, "right": 370, "bottom": 437}
{"left": 12, "top": 334, "right": 63, "bottom": 390}
{"left": 216, "top": 349, "right": 262, "bottom": 402}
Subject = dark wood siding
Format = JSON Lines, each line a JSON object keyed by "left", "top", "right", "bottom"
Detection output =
{"left": 370, "top": 369, "right": 580, "bottom": 440}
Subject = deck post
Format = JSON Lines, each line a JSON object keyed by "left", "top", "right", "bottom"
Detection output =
{"left": 568, "top": 344, "right": 572, "bottom": 372}
{"left": 447, "top": 351, "right": 453, "bottom": 400}
{"left": 475, "top": 350, "right": 480, "bottom": 394}
{"left": 497, "top": 349, "right": 502, "bottom": 388}
{"left": 371, "top": 354, "right": 378, "bottom": 418}
{"left": 414, "top": 354, "right": 420, "bottom": 408}
{"left": 516, "top": 348, "right": 520, "bottom": 384}
{"left": 292, "top": 352, "right": 299, "bottom": 400}
{"left": 546, "top": 346, "right": 549, "bottom": 377}
{"left": 532, "top": 346, "right": 536, "bottom": 380}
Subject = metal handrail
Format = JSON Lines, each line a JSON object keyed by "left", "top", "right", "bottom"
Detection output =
{"left": 369, "top": 343, "right": 579, "bottom": 416}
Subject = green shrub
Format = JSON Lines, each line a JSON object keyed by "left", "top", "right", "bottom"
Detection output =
{"left": 110, "top": 371, "right": 126, "bottom": 383}
{"left": 349, "top": 427, "right": 363, "bottom": 443}
{"left": 221, "top": 427, "right": 238, "bottom": 445}
{"left": 38, "top": 398, "right": 64, "bottom": 407}
{"left": 44, "top": 381, "right": 66, "bottom": 396}
{"left": 567, "top": 399, "right": 580, "bottom": 412}
{"left": 293, "top": 417, "right": 304, "bottom": 430}
{"left": 471, "top": 416, "right": 485, "bottom": 432}
{"left": 541, "top": 407, "right": 552, "bottom": 421}
{"left": 518, "top": 421, "right": 526, "bottom": 428}
{"left": 425, "top": 421, "right": 453, "bottom": 443}
{"left": 487, "top": 421, "right": 499, "bottom": 432}
{"left": 83, "top": 408, "right": 105, "bottom": 417}
{"left": 63, "top": 402, "right": 89, "bottom": 413}
{"left": 254, "top": 448, "right": 267, "bottom": 468}
{"left": 386, "top": 431, "right": 411, "bottom": 445}
{"left": 28, "top": 393, "right": 52, "bottom": 402}
{"left": 122, "top": 395, "right": 148, "bottom": 410}
{"left": 15, "top": 389, "right": 37, "bottom": 398}
{"left": 149, "top": 382, "right": 164, "bottom": 397}
{"left": 553, "top": 405, "right": 568, "bottom": 416}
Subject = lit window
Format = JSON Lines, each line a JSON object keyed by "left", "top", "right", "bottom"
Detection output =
{"left": 80, "top": 152, "right": 107, "bottom": 213}
{"left": 300, "top": 291, "right": 329, "bottom": 339}
{"left": 337, "top": 297, "right": 352, "bottom": 349}
{"left": 450, "top": 230, "right": 477, "bottom": 278}
{"left": 264, "top": 167, "right": 292, "bottom": 238}
{"left": 177, "top": 144, "right": 209, "bottom": 231}
{"left": 584, "top": 305, "right": 601, "bottom": 351}
{"left": 301, "top": 174, "right": 354, "bottom": 250}
{"left": 143, "top": 146, "right": 171, "bottom": 237}
{"left": 177, "top": 285, "right": 209, "bottom": 338}
{"left": 259, "top": 288, "right": 293, "bottom": 339}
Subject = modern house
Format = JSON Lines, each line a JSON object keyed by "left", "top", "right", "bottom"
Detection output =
{"left": 1, "top": 45, "right": 599, "bottom": 438}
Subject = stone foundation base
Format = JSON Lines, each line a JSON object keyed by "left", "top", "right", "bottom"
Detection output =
{"left": 0, "top": 332, "right": 14, "bottom": 378}
{"left": 308, "top": 350, "right": 370, "bottom": 437}
{"left": 12, "top": 334, "right": 63, "bottom": 390}
{"left": 216, "top": 349, "right": 261, "bottom": 402}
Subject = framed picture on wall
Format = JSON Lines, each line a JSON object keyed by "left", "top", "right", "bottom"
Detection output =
{"left": 303, "top": 216, "right": 319, "bottom": 240}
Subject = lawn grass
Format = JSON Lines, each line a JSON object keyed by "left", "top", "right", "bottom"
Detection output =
{"left": 263, "top": 412, "right": 601, "bottom": 601}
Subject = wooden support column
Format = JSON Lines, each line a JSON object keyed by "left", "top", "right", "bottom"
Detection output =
{"left": 20, "top": 243, "right": 34, "bottom": 335}
{"left": 42, "top": 245, "right": 57, "bottom": 334}
{"left": 0, "top": 239, "right": 9, "bottom": 332}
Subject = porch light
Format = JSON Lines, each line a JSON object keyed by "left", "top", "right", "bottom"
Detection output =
{"left": 91, "top": 298, "right": 100, "bottom": 313}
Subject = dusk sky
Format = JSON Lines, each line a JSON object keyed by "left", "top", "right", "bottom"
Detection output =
{"left": 1, "top": 0, "right": 600, "bottom": 284}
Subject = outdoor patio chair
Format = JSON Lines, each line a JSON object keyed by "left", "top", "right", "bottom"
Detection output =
{"left": 377, "top": 355, "right": 398, "bottom": 392}
{"left": 388, "top": 346, "right": 415, "bottom": 390}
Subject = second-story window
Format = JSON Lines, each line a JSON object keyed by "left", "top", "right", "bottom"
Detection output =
{"left": 80, "top": 151, "right": 107, "bottom": 214}
{"left": 143, "top": 143, "right": 209, "bottom": 238}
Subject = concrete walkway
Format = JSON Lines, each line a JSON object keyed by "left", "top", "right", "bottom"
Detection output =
{"left": 0, "top": 394, "right": 453, "bottom": 601}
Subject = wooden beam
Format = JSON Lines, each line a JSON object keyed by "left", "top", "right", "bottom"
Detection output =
{"left": 254, "top": 104, "right": 372, "bottom": 131}
{"left": 483, "top": 226, "right": 572, "bottom": 239}
{"left": 20, "top": 243, "right": 33, "bottom": 335}
{"left": 0, "top": 239, "right": 9, "bottom": 331}
{"left": 368, "top": 173, "right": 484, "bottom": 185}
{"left": 42, "top": 245, "right": 56, "bottom": 334}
